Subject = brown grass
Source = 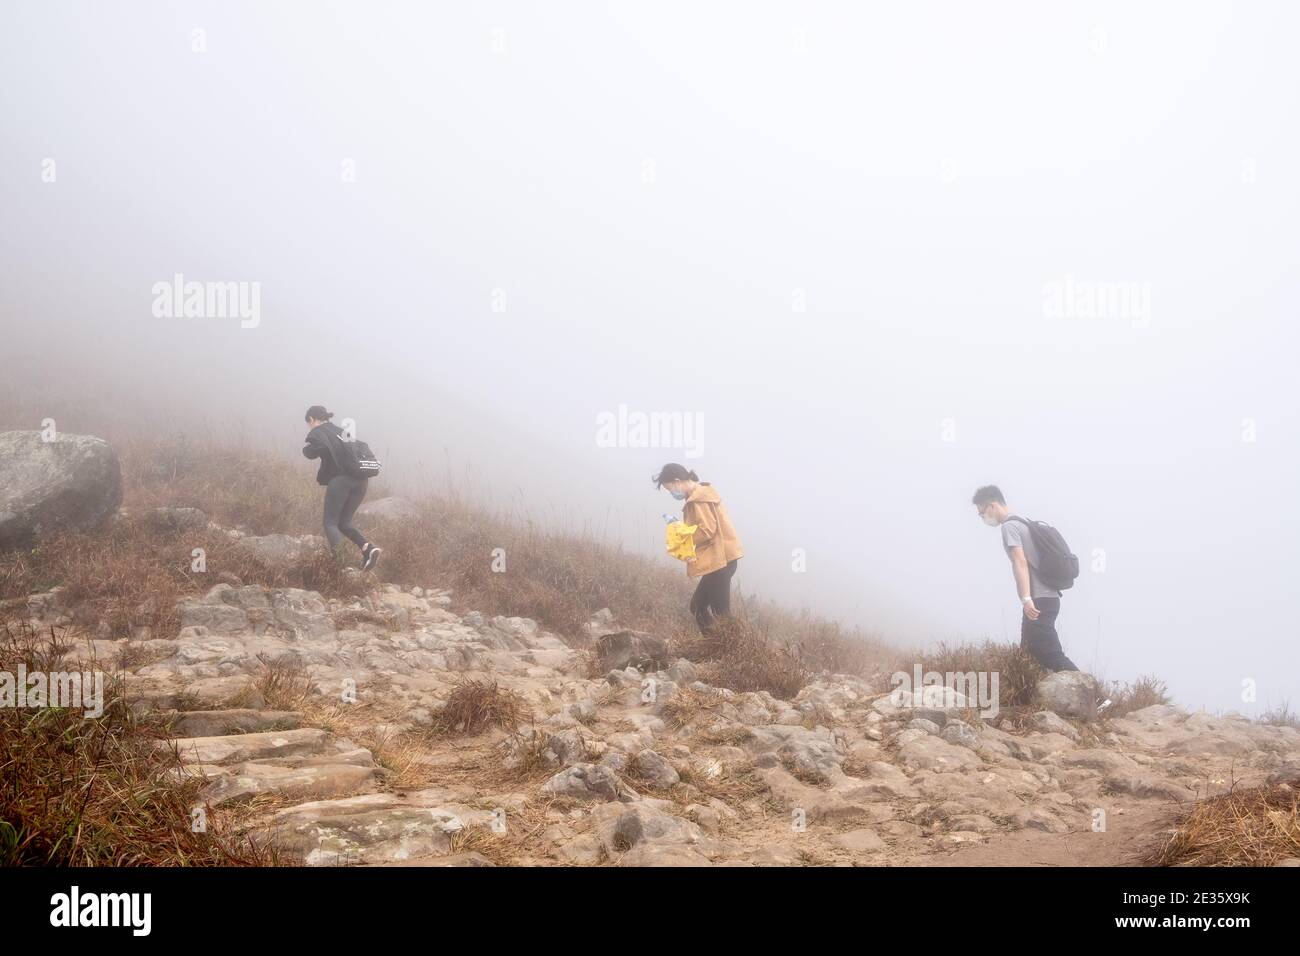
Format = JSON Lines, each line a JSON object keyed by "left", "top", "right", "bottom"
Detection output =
{"left": 0, "top": 621, "right": 277, "bottom": 865}
{"left": 1148, "top": 782, "right": 1300, "bottom": 866}
{"left": 448, "top": 796, "right": 583, "bottom": 866}
{"left": 1101, "top": 675, "right": 1170, "bottom": 719}
{"left": 0, "top": 513, "right": 361, "bottom": 641}
{"left": 429, "top": 678, "right": 528, "bottom": 736}
{"left": 899, "top": 640, "right": 1045, "bottom": 710}
{"left": 253, "top": 653, "right": 315, "bottom": 711}
{"left": 677, "top": 616, "right": 809, "bottom": 699}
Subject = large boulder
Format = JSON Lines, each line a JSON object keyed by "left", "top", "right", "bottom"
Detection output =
{"left": 0, "top": 431, "right": 122, "bottom": 549}
{"left": 1036, "top": 671, "right": 1098, "bottom": 720}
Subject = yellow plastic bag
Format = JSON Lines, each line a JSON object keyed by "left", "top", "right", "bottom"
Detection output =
{"left": 665, "top": 520, "right": 698, "bottom": 561}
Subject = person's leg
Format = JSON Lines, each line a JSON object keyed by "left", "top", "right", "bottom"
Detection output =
{"left": 690, "top": 575, "right": 714, "bottom": 632}
{"left": 1021, "top": 597, "right": 1078, "bottom": 671}
{"left": 336, "top": 476, "right": 369, "bottom": 550}
{"left": 321, "top": 476, "right": 349, "bottom": 549}
{"left": 708, "top": 560, "right": 738, "bottom": 619}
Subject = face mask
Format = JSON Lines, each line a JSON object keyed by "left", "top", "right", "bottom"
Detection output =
{"left": 669, "top": 489, "right": 687, "bottom": 501}
{"left": 982, "top": 512, "right": 999, "bottom": 527}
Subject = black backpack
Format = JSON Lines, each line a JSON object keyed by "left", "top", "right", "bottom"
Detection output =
{"left": 324, "top": 426, "right": 382, "bottom": 479}
{"left": 1007, "top": 516, "right": 1079, "bottom": 591}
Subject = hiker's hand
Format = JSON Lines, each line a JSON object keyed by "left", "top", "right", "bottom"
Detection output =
{"left": 1022, "top": 600, "right": 1040, "bottom": 621}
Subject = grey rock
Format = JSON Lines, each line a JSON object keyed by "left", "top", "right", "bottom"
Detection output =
{"left": 0, "top": 431, "right": 122, "bottom": 549}
{"left": 940, "top": 719, "right": 981, "bottom": 749}
{"left": 631, "top": 749, "right": 681, "bottom": 789}
{"left": 1037, "top": 671, "right": 1098, "bottom": 720}
{"left": 166, "top": 709, "right": 301, "bottom": 737}
{"left": 144, "top": 506, "right": 209, "bottom": 533}
{"left": 543, "top": 729, "right": 588, "bottom": 768}
{"left": 595, "top": 629, "right": 670, "bottom": 672}
{"left": 541, "top": 763, "right": 628, "bottom": 801}
{"left": 1032, "top": 710, "right": 1081, "bottom": 740}
{"left": 668, "top": 658, "right": 700, "bottom": 684}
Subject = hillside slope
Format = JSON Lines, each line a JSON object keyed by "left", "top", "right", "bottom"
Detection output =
{"left": 2, "top": 431, "right": 1298, "bottom": 866}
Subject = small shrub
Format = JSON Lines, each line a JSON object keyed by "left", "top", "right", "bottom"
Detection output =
{"left": 681, "top": 617, "right": 809, "bottom": 700}
{"left": 901, "top": 640, "right": 1044, "bottom": 710}
{"left": 1149, "top": 782, "right": 1300, "bottom": 866}
{"left": 1102, "top": 675, "right": 1170, "bottom": 718}
{"left": 429, "top": 678, "right": 527, "bottom": 736}
{"left": 254, "top": 653, "right": 314, "bottom": 711}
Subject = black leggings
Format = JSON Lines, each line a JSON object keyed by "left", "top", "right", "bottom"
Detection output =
{"left": 323, "top": 474, "right": 369, "bottom": 550}
{"left": 690, "top": 560, "right": 738, "bottom": 632}
{"left": 1020, "top": 596, "right": 1079, "bottom": 672}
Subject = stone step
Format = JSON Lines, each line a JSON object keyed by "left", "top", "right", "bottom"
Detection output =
{"left": 199, "top": 759, "right": 381, "bottom": 806}
{"left": 165, "top": 709, "right": 302, "bottom": 738}
{"left": 167, "top": 727, "right": 330, "bottom": 765}
{"left": 263, "top": 791, "right": 496, "bottom": 866}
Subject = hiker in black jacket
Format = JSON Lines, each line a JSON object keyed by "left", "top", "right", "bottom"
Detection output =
{"left": 303, "top": 405, "right": 380, "bottom": 570}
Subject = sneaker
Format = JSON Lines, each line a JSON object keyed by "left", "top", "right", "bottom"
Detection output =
{"left": 1096, "top": 696, "right": 1113, "bottom": 714}
{"left": 362, "top": 545, "right": 382, "bottom": 572}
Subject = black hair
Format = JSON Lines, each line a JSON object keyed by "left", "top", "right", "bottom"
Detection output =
{"left": 305, "top": 405, "right": 333, "bottom": 423}
{"left": 971, "top": 485, "right": 1005, "bottom": 507}
{"left": 652, "top": 463, "right": 699, "bottom": 489}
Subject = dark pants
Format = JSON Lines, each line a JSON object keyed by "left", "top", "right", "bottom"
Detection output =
{"left": 323, "top": 474, "right": 368, "bottom": 550}
{"left": 1021, "top": 596, "right": 1078, "bottom": 671}
{"left": 690, "top": 560, "right": 738, "bottom": 632}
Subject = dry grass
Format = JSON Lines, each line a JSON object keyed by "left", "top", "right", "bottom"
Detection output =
{"left": 429, "top": 678, "right": 528, "bottom": 736}
{"left": 1148, "top": 782, "right": 1300, "bottom": 866}
{"left": 676, "top": 617, "right": 809, "bottom": 699}
{"left": 1258, "top": 701, "right": 1300, "bottom": 730}
{"left": 658, "top": 686, "right": 727, "bottom": 731}
{"left": 0, "top": 621, "right": 277, "bottom": 865}
{"left": 1101, "top": 675, "right": 1170, "bottom": 718}
{"left": 674, "top": 759, "right": 771, "bottom": 808}
{"left": 1, "top": 393, "right": 894, "bottom": 670}
{"left": 0, "top": 513, "right": 361, "bottom": 641}
{"left": 377, "top": 504, "right": 695, "bottom": 643}
{"left": 899, "top": 640, "right": 1045, "bottom": 710}
{"left": 448, "top": 797, "right": 583, "bottom": 866}
{"left": 253, "top": 653, "right": 315, "bottom": 711}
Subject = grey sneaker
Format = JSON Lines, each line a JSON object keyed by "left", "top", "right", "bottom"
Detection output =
{"left": 361, "top": 544, "right": 381, "bottom": 572}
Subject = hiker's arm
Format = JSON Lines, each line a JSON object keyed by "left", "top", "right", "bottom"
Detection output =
{"left": 1007, "top": 547, "right": 1039, "bottom": 619}
{"left": 303, "top": 434, "right": 322, "bottom": 459}
{"left": 690, "top": 503, "right": 719, "bottom": 546}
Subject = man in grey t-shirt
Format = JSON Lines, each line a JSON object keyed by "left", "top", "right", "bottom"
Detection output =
{"left": 1000, "top": 518, "right": 1061, "bottom": 602}
{"left": 972, "top": 484, "right": 1078, "bottom": 672}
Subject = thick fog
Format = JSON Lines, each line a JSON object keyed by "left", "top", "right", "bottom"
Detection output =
{"left": 3, "top": 2, "right": 1297, "bottom": 714}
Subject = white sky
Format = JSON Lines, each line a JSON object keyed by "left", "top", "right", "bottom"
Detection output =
{"left": 3, "top": 1, "right": 1298, "bottom": 714}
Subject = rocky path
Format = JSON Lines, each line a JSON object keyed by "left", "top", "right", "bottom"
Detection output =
{"left": 13, "top": 538, "right": 1300, "bottom": 867}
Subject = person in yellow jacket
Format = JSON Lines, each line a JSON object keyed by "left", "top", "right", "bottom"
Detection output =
{"left": 653, "top": 463, "right": 744, "bottom": 632}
